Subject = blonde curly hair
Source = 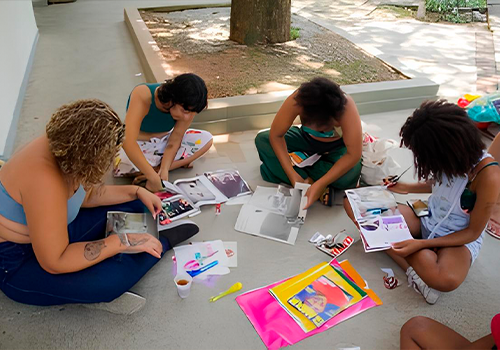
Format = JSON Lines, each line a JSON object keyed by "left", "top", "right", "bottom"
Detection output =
{"left": 46, "top": 99, "right": 124, "bottom": 188}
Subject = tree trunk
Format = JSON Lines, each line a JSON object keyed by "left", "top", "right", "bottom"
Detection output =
{"left": 230, "top": 0, "right": 291, "bottom": 45}
{"left": 417, "top": 0, "right": 426, "bottom": 19}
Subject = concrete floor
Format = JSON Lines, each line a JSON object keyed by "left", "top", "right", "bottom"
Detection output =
{"left": 1, "top": 1, "right": 499, "bottom": 349}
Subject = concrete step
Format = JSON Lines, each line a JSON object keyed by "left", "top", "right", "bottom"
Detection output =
{"left": 193, "top": 78, "right": 439, "bottom": 135}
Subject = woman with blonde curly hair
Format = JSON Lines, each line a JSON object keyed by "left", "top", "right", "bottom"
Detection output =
{"left": 0, "top": 99, "right": 198, "bottom": 313}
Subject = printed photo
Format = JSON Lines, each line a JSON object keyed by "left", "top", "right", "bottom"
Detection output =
{"left": 206, "top": 170, "right": 251, "bottom": 199}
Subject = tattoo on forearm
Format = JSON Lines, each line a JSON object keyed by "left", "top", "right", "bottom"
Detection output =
{"left": 84, "top": 240, "right": 107, "bottom": 261}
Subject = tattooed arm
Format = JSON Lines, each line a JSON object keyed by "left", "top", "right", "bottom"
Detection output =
{"left": 22, "top": 173, "right": 162, "bottom": 274}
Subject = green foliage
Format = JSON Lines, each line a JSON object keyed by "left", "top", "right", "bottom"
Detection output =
{"left": 426, "top": 0, "right": 486, "bottom": 12}
{"left": 290, "top": 27, "right": 300, "bottom": 40}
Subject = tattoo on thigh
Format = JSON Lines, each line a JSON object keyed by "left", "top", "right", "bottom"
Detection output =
{"left": 84, "top": 240, "right": 107, "bottom": 261}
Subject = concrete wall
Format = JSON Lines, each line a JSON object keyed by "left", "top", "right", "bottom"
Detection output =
{"left": 0, "top": 1, "right": 38, "bottom": 158}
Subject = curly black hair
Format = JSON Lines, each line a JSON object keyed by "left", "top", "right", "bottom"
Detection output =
{"left": 157, "top": 73, "right": 208, "bottom": 113}
{"left": 400, "top": 100, "right": 485, "bottom": 182}
{"left": 294, "top": 77, "right": 347, "bottom": 126}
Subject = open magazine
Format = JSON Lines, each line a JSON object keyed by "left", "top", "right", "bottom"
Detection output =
{"left": 269, "top": 262, "right": 367, "bottom": 333}
{"left": 155, "top": 169, "right": 252, "bottom": 227}
{"left": 345, "top": 186, "right": 413, "bottom": 252}
{"left": 234, "top": 183, "right": 310, "bottom": 245}
{"left": 161, "top": 169, "right": 252, "bottom": 209}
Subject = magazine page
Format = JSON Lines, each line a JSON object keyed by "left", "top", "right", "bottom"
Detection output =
{"left": 157, "top": 195, "right": 200, "bottom": 229}
{"left": 173, "top": 175, "right": 227, "bottom": 208}
{"left": 288, "top": 275, "right": 353, "bottom": 328}
{"left": 205, "top": 169, "right": 252, "bottom": 199}
{"left": 269, "top": 262, "right": 367, "bottom": 332}
{"left": 345, "top": 186, "right": 399, "bottom": 221}
{"left": 234, "top": 184, "right": 309, "bottom": 245}
{"left": 358, "top": 214, "right": 413, "bottom": 250}
{"left": 289, "top": 152, "right": 321, "bottom": 168}
{"left": 106, "top": 211, "right": 147, "bottom": 237}
{"left": 234, "top": 204, "right": 300, "bottom": 245}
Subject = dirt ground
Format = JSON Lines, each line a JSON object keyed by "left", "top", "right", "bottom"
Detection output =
{"left": 141, "top": 8, "right": 406, "bottom": 99}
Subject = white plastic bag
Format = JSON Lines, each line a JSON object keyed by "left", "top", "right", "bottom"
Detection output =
{"left": 361, "top": 135, "right": 400, "bottom": 185}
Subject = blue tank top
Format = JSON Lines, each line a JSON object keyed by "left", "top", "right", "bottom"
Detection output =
{"left": 0, "top": 181, "right": 86, "bottom": 226}
{"left": 126, "top": 83, "right": 176, "bottom": 133}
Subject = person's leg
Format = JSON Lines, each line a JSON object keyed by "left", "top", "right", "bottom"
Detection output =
{"left": 406, "top": 245, "right": 471, "bottom": 292}
{"left": 400, "top": 316, "right": 472, "bottom": 350}
{"left": 307, "top": 145, "right": 361, "bottom": 190}
{"left": 255, "top": 127, "right": 310, "bottom": 184}
{"left": 0, "top": 236, "right": 169, "bottom": 306}
{"left": 114, "top": 139, "right": 164, "bottom": 178}
{"left": 170, "top": 129, "right": 214, "bottom": 170}
{"left": 0, "top": 199, "right": 197, "bottom": 306}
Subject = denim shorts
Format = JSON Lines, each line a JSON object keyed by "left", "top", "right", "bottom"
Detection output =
{"left": 420, "top": 222, "right": 483, "bottom": 264}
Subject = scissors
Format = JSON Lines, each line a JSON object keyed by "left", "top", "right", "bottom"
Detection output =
{"left": 386, "top": 166, "right": 412, "bottom": 186}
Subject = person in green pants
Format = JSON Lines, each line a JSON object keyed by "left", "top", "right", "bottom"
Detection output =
{"left": 255, "top": 77, "right": 362, "bottom": 208}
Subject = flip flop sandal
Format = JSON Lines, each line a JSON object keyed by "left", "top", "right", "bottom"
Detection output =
{"left": 486, "top": 218, "right": 500, "bottom": 240}
{"left": 320, "top": 186, "right": 334, "bottom": 207}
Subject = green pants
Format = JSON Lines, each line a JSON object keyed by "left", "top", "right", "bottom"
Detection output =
{"left": 255, "top": 127, "right": 361, "bottom": 189}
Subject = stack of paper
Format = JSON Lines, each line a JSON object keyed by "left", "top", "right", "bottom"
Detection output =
{"left": 269, "top": 262, "right": 367, "bottom": 332}
{"left": 345, "top": 186, "right": 413, "bottom": 252}
{"left": 236, "top": 260, "right": 382, "bottom": 350}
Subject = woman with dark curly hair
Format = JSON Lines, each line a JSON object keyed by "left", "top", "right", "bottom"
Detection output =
{"left": 346, "top": 100, "right": 500, "bottom": 304}
{"left": 255, "top": 77, "right": 363, "bottom": 207}
{"left": 115, "top": 73, "right": 213, "bottom": 192}
{"left": 0, "top": 100, "right": 198, "bottom": 313}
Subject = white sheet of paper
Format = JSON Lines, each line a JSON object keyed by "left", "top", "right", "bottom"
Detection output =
{"left": 173, "top": 240, "right": 230, "bottom": 279}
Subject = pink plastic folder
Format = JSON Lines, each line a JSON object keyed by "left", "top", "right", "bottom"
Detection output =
{"left": 236, "top": 260, "right": 380, "bottom": 350}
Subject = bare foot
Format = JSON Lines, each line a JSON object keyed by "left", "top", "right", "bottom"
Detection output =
{"left": 182, "top": 162, "right": 194, "bottom": 169}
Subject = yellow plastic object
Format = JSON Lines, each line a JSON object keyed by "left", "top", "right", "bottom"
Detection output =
{"left": 209, "top": 282, "right": 243, "bottom": 302}
{"left": 464, "top": 94, "right": 481, "bottom": 102}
